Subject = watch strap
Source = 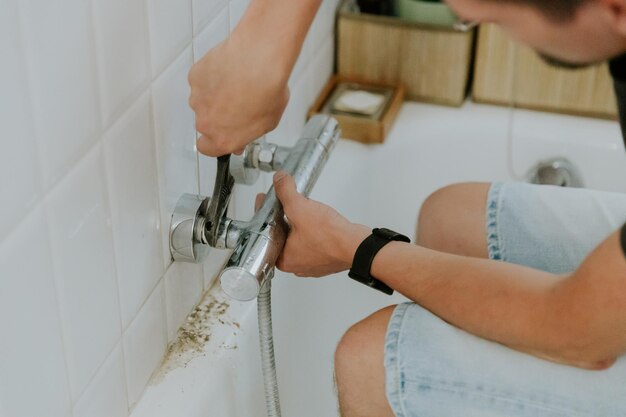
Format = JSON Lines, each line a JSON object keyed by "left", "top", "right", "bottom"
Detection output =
{"left": 348, "top": 228, "right": 410, "bottom": 295}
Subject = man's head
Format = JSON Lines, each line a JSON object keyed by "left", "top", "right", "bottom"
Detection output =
{"left": 445, "top": 0, "right": 626, "bottom": 67}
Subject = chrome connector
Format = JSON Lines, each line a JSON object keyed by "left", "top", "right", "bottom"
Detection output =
{"left": 229, "top": 141, "right": 291, "bottom": 184}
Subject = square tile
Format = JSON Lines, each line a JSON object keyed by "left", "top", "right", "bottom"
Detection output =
{"left": 197, "top": 153, "right": 217, "bottom": 198}
{"left": 307, "top": 35, "right": 334, "bottom": 108}
{"left": 267, "top": 74, "right": 311, "bottom": 148}
{"left": 192, "top": 0, "right": 229, "bottom": 35}
{"left": 146, "top": 0, "right": 192, "bottom": 76}
{"left": 123, "top": 282, "right": 167, "bottom": 407}
{"left": 45, "top": 145, "right": 122, "bottom": 400}
{"left": 0, "top": 0, "right": 41, "bottom": 241}
{"left": 73, "top": 345, "right": 129, "bottom": 417}
{"left": 193, "top": 4, "right": 229, "bottom": 59}
{"left": 93, "top": 0, "right": 151, "bottom": 126}
{"left": 103, "top": 93, "right": 164, "bottom": 328}
{"left": 231, "top": 177, "right": 267, "bottom": 224}
{"left": 0, "top": 209, "right": 71, "bottom": 417}
{"left": 229, "top": 0, "right": 250, "bottom": 29}
{"left": 152, "top": 47, "right": 197, "bottom": 269}
{"left": 163, "top": 262, "right": 204, "bottom": 342}
{"left": 20, "top": 0, "right": 100, "bottom": 186}
{"left": 307, "top": 0, "right": 336, "bottom": 53}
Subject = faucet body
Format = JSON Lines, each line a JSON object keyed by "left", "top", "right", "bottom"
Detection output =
{"left": 169, "top": 115, "right": 341, "bottom": 300}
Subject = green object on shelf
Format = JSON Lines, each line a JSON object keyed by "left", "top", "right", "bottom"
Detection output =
{"left": 395, "top": 0, "right": 457, "bottom": 27}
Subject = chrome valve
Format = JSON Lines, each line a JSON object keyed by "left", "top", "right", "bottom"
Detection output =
{"left": 169, "top": 115, "right": 341, "bottom": 300}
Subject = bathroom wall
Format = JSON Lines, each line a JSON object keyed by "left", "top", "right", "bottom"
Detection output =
{"left": 0, "top": 0, "right": 336, "bottom": 416}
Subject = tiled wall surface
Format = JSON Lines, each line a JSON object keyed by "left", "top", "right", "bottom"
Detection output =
{"left": 0, "top": 0, "right": 337, "bottom": 415}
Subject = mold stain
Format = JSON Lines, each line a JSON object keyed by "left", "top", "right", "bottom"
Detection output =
{"left": 152, "top": 290, "right": 240, "bottom": 384}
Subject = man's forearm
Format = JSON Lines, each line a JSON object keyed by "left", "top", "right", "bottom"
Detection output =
{"left": 370, "top": 241, "right": 565, "bottom": 353}
{"left": 344, "top": 229, "right": 626, "bottom": 368}
{"left": 234, "top": 0, "right": 322, "bottom": 80}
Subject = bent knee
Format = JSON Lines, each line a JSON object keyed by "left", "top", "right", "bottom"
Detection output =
{"left": 335, "top": 305, "right": 396, "bottom": 371}
{"left": 417, "top": 182, "right": 491, "bottom": 258}
{"left": 335, "top": 305, "right": 397, "bottom": 417}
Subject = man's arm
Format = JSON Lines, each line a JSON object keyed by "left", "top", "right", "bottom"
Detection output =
{"left": 189, "top": 0, "right": 322, "bottom": 156}
{"left": 270, "top": 171, "right": 626, "bottom": 370}
{"left": 365, "top": 228, "right": 626, "bottom": 369}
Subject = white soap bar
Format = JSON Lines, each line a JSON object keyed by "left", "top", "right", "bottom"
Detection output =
{"left": 333, "top": 90, "right": 385, "bottom": 115}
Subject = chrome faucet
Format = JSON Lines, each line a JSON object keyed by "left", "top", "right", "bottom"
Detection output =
{"left": 169, "top": 115, "right": 341, "bottom": 301}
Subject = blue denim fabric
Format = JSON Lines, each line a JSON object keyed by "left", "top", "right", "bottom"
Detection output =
{"left": 385, "top": 182, "right": 626, "bottom": 417}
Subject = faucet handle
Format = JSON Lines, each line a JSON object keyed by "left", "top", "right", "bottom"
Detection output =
{"left": 169, "top": 194, "right": 210, "bottom": 263}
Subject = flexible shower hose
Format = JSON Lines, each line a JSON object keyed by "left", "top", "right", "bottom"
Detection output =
{"left": 258, "top": 277, "right": 282, "bottom": 417}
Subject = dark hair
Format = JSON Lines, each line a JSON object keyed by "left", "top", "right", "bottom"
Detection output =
{"left": 505, "top": 0, "right": 589, "bottom": 21}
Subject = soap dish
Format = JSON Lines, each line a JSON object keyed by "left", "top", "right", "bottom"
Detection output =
{"left": 308, "top": 75, "right": 405, "bottom": 144}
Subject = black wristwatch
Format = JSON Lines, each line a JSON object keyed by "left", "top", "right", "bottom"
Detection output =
{"left": 348, "top": 228, "right": 411, "bottom": 295}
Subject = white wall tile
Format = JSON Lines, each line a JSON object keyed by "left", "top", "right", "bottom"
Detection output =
{"left": 0, "top": 0, "right": 41, "bottom": 241}
{"left": 290, "top": 39, "right": 312, "bottom": 87}
{"left": 152, "top": 47, "right": 197, "bottom": 269}
{"left": 229, "top": 0, "right": 250, "bottom": 30}
{"left": 147, "top": 0, "right": 192, "bottom": 76}
{"left": 0, "top": 209, "right": 71, "bottom": 417}
{"left": 164, "top": 262, "right": 204, "bottom": 342}
{"left": 73, "top": 345, "right": 129, "bottom": 417}
{"left": 123, "top": 282, "right": 167, "bottom": 407}
{"left": 20, "top": 0, "right": 100, "bottom": 187}
{"left": 231, "top": 180, "right": 267, "bottom": 223}
{"left": 93, "top": 0, "right": 151, "bottom": 126}
{"left": 192, "top": 0, "right": 229, "bottom": 35}
{"left": 103, "top": 93, "right": 164, "bottom": 328}
{"left": 193, "top": 5, "right": 229, "bottom": 60}
{"left": 267, "top": 73, "right": 312, "bottom": 148}
{"left": 307, "top": 34, "right": 335, "bottom": 106}
{"left": 307, "top": 0, "right": 337, "bottom": 53}
{"left": 197, "top": 154, "right": 217, "bottom": 198}
{"left": 1, "top": 0, "right": 340, "bottom": 412}
{"left": 46, "top": 145, "right": 122, "bottom": 400}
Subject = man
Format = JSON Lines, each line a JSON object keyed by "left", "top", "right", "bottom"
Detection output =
{"left": 189, "top": 0, "right": 626, "bottom": 415}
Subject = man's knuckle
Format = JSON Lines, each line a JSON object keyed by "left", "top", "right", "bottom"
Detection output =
{"left": 187, "top": 67, "right": 198, "bottom": 85}
{"left": 276, "top": 259, "right": 286, "bottom": 271}
{"left": 195, "top": 118, "right": 209, "bottom": 134}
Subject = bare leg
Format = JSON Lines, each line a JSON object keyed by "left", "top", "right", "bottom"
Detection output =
{"left": 416, "top": 182, "right": 491, "bottom": 259}
{"left": 335, "top": 305, "right": 397, "bottom": 417}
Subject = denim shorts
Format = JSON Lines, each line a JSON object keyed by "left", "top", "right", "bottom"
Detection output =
{"left": 385, "top": 182, "right": 626, "bottom": 417}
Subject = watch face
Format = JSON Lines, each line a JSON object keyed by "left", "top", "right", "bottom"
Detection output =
{"left": 373, "top": 228, "right": 395, "bottom": 240}
{"left": 373, "top": 228, "right": 410, "bottom": 243}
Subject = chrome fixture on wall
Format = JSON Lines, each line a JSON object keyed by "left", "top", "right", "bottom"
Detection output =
{"left": 169, "top": 115, "right": 341, "bottom": 301}
{"left": 528, "top": 158, "right": 584, "bottom": 188}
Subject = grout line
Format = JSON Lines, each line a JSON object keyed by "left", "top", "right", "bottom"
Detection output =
{"left": 190, "top": 0, "right": 202, "bottom": 198}
{"left": 70, "top": 340, "right": 129, "bottom": 416}
{"left": 94, "top": 37, "right": 126, "bottom": 410}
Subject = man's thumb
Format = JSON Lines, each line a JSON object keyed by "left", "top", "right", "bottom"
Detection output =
{"left": 273, "top": 171, "right": 300, "bottom": 210}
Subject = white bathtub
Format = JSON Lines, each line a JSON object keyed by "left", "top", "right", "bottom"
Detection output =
{"left": 131, "top": 101, "right": 626, "bottom": 417}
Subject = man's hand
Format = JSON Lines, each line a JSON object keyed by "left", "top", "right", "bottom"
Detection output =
{"left": 188, "top": 0, "right": 322, "bottom": 156}
{"left": 257, "top": 171, "right": 370, "bottom": 277}
{"left": 188, "top": 33, "right": 290, "bottom": 156}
